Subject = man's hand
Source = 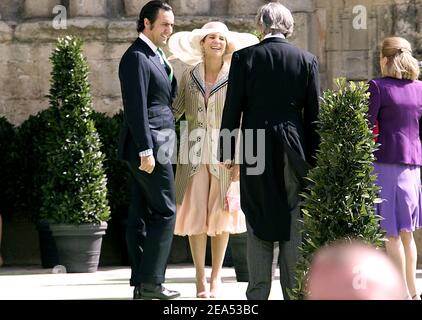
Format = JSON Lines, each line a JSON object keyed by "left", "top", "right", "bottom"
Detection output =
{"left": 139, "top": 155, "right": 155, "bottom": 174}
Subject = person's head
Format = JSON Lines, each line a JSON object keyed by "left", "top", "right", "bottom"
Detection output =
{"left": 137, "top": 0, "right": 174, "bottom": 48}
{"left": 199, "top": 23, "right": 229, "bottom": 62}
{"left": 168, "top": 22, "right": 259, "bottom": 66}
{"left": 255, "top": 2, "right": 294, "bottom": 38}
{"left": 306, "top": 241, "right": 407, "bottom": 300}
{"left": 379, "top": 36, "right": 419, "bottom": 80}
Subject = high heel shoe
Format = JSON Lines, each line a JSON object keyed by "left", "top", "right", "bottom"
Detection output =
{"left": 411, "top": 293, "right": 421, "bottom": 300}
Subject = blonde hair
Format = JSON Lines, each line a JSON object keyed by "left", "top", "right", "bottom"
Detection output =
{"left": 380, "top": 37, "right": 419, "bottom": 80}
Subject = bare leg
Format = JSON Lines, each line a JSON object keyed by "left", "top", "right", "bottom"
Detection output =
{"left": 189, "top": 233, "right": 208, "bottom": 297}
{"left": 210, "top": 232, "right": 229, "bottom": 298}
{"left": 385, "top": 235, "right": 409, "bottom": 298}
{"left": 400, "top": 231, "right": 420, "bottom": 300}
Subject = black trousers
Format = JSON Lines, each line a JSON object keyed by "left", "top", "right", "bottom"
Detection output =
{"left": 245, "top": 148, "right": 304, "bottom": 300}
{"left": 125, "top": 160, "right": 176, "bottom": 286}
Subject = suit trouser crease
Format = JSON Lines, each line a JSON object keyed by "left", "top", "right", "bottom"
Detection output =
{"left": 246, "top": 151, "right": 303, "bottom": 300}
{"left": 126, "top": 161, "right": 176, "bottom": 286}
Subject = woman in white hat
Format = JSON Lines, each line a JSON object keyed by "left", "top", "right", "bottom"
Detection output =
{"left": 168, "top": 22, "right": 258, "bottom": 298}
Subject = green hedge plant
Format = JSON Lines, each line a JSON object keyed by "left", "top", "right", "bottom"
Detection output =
{"left": 16, "top": 109, "right": 58, "bottom": 221}
{"left": 291, "top": 78, "right": 384, "bottom": 299}
{"left": 92, "top": 111, "right": 130, "bottom": 221}
{"left": 41, "top": 36, "right": 110, "bottom": 224}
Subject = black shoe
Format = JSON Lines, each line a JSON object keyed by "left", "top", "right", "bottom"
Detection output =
{"left": 140, "top": 284, "right": 180, "bottom": 300}
{"left": 133, "top": 286, "right": 142, "bottom": 300}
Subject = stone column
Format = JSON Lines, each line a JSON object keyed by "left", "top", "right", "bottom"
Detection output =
{"left": 0, "top": 0, "right": 19, "bottom": 21}
{"left": 23, "top": 0, "right": 62, "bottom": 18}
{"left": 123, "top": 0, "right": 150, "bottom": 16}
{"left": 0, "top": 21, "right": 12, "bottom": 42}
{"left": 283, "top": 0, "right": 314, "bottom": 12}
{"left": 210, "top": 0, "right": 229, "bottom": 15}
{"left": 169, "top": 0, "right": 211, "bottom": 15}
{"left": 228, "top": 0, "right": 266, "bottom": 15}
{"left": 69, "top": 0, "right": 107, "bottom": 17}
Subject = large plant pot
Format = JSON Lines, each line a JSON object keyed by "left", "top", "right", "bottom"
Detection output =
{"left": 50, "top": 222, "right": 107, "bottom": 273}
{"left": 35, "top": 219, "right": 59, "bottom": 268}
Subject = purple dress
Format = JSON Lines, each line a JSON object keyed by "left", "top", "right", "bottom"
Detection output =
{"left": 368, "top": 77, "right": 422, "bottom": 236}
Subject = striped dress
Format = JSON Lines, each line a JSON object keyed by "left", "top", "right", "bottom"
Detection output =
{"left": 172, "top": 62, "right": 246, "bottom": 236}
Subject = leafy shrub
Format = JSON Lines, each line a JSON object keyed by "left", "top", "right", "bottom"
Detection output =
{"left": 40, "top": 36, "right": 110, "bottom": 224}
{"left": 92, "top": 111, "right": 130, "bottom": 221}
{"left": 291, "top": 79, "right": 384, "bottom": 299}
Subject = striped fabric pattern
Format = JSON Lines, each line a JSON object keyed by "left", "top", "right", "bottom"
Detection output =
{"left": 172, "top": 62, "right": 233, "bottom": 206}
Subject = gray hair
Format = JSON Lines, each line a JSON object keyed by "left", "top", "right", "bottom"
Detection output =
{"left": 255, "top": 2, "right": 294, "bottom": 37}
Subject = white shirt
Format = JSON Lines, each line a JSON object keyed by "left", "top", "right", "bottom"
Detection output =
{"left": 139, "top": 32, "right": 157, "bottom": 53}
{"left": 139, "top": 33, "right": 165, "bottom": 65}
{"left": 263, "top": 33, "right": 286, "bottom": 40}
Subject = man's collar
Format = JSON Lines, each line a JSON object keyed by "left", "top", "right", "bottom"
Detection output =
{"left": 263, "top": 33, "right": 286, "bottom": 40}
{"left": 139, "top": 32, "right": 158, "bottom": 53}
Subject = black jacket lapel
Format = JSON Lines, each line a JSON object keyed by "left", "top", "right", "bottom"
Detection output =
{"left": 150, "top": 55, "right": 171, "bottom": 87}
{"left": 135, "top": 38, "right": 171, "bottom": 89}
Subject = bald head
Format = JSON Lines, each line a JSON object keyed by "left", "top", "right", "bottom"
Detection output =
{"left": 306, "top": 242, "right": 406, "bottom": 300}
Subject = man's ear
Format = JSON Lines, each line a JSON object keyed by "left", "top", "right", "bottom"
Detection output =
{"left": 144, "top": 18, "right": 151, "bottom": 29}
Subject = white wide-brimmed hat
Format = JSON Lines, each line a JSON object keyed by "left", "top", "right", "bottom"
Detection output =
{"left": 168, "top": 21, "right": 259, "bottom": 65}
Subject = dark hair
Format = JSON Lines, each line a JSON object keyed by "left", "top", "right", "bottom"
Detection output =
{"left": 137, "top": 1, "right": 173, "bottom": 33}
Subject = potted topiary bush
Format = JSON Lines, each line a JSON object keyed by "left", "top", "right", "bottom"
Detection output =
{"left": 290, "top": 79, "right": 384, "bottom": 299}
{"left": 92, "top": 111, "right": 130, "bottom": 225}
{"left": 40, "top": 36, "right": 110, "bottom": 273}
{"left": 92, "top": 110, "right": 131, "bottom": 265}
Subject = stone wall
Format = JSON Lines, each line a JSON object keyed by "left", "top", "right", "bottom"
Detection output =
{"left": 2, "top": 0, "right": 422, "bottom": 265}
{"left": 318, "top": 0, "right": 422, "bottom": 87}
{"left": 1, "top": 0, "right": 422, "bottom": 125}
{"left": 0, "top": 0, "right": 327, "bottom": 125}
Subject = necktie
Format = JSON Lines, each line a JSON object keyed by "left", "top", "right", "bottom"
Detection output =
{"left": 157, "top": 48, "right": 173, "bottom": 81}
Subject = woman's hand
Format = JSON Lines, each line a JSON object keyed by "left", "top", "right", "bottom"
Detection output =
{"left": 231, "top": 164, "right": 240, "bottom": 182}
{"left": 219, "top": 159, "right": 234, "bottom": 170}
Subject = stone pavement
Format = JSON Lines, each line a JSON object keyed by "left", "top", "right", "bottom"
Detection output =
{"left": 2, "top": 264, "right": 422, "bottom": 300}
{"left": 0, "top": 264, "right": 283, "bottom": 300}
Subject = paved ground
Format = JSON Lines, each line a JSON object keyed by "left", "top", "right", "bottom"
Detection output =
{"left": 2, "top": 264, "right": 422, "bottom": 301}
{"left": 0, "top": 264, "right": 283, "bottom": 300}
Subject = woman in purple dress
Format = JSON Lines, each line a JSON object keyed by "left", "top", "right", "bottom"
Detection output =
{"left": 368, "top": 36, "right": 422, "bottom": 300}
